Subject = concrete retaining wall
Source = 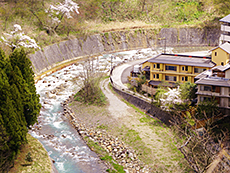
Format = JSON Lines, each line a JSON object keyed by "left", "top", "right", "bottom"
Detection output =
{"left": 29, "top": 27, "right": 220, "bottom": 75}
{"left": 112, "top": 86, "right": 172, "bottom": 126}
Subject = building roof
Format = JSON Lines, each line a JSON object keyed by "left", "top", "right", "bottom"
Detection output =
{"left": 142, "top": 66, "right": 150, "bottom": 71}
{"left": 194, "top": 70, "right": 212, "bottom": 80}
{"left": 211, "top": 42, "right": 230, "bottom": 54}
{"left": 212, "top": 64, "right": 230, "bottom": 72}
{"left": 143, "top": 54, "right": 214, "bottom": 68}
{"left": 195, "top": 77, "right": 230, "bottom": 87}
{"left": 220, "top": 14, "right": 230, "bottom": 23}
{"left": 148, "top": 80, "right": 176, "bottom": 87}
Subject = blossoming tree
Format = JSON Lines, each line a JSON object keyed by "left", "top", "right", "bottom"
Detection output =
{"left": 159, "top": 87, "right": 183, "bottom": 111}
{"left": 31, "top": 0, "right": 79, "bottom": 35}
{"left": 1, "top": 24, "right": 40, "bottom": 52}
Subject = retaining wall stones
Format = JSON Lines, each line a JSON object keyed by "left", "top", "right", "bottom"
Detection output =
{"left": 29, "top": 27, "right": 220, "bottom": 76}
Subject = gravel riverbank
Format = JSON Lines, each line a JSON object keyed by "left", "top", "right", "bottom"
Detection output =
{"left": 62, "top": 97, "right": 150, "bottom": 173}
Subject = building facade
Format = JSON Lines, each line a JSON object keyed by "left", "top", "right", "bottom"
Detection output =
{"left": 195, "top": 65, "right": 230, "bottom": 114}
{"left": 211, "top": 42, "right": 230, "bottom": 66}
{"left": 219, "top": 14, "right": 230, "bottom": 44}
{"left": 141, "top": 54, "right": 215, "bottom": 87}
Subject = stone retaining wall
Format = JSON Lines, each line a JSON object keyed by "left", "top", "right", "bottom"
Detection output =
{"left": 29, "top": 27, "right": 220, "bottom": 76}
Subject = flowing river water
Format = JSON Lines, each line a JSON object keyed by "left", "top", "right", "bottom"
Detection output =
{"left": 29, "top": 48, "right": 165, "bottom": 172}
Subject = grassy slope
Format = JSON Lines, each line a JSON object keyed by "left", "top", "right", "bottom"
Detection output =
{"left": 9, "top": 134, "right": 52, "bottom": 173}
{"left": 0, "top": 0, "right": 224, "bottom": 53}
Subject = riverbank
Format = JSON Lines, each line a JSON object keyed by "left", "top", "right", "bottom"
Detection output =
{"left": 9, "top": 134, "right": 53, "bottom": 173}
{"left": 62, "top": 98, "right": 149, "bottom": 172}
{"left": 67, "top": 79, "right": 190, "bottom": 172}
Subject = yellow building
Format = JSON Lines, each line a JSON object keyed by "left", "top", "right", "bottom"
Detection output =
{"left": 211, "top": 42, "right": 230, "bottom": 66}
{"left": 142, "top": 54, "right": 215, "bottom": 87}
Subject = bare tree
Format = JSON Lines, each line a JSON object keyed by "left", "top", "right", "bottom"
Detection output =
{"left": 74, "top": 57, "right": 108, "bottom": 105}
{"left": 171, "top": 108, "right": 230, "bottom": 173}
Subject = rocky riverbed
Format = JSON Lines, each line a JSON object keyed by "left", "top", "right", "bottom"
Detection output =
{"left": 62, "top": 98, "right": 150, "bottom": 173}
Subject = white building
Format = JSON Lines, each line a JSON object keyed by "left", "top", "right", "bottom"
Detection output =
{"left": 219, "top": 14, "right": 230, "bottom": 45}
{"left": 195, "top": 64, "right": 230, "bottom": 114}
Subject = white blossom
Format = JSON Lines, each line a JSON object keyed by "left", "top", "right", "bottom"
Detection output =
{"left": 160, "top": 87, "right": 183, "bottom": 110}
{"left": 1, "top": 24, "right": 41, "bottom": 50}
{"left": 11, "top": 24, "right": 22, "bottom": 34}
{"left": 48, "top": 0, "right": 79, "bottom": 21}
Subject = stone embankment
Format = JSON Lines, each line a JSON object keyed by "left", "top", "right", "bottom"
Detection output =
{"left": 61, "top": 98, "right": 150, "bottom": 173}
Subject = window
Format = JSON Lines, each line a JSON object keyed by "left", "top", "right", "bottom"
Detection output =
{"left": 165, "top": 75, "right": 177, "bottom": 81}
{"left": 156, "top": 74, "right": 159, "bottom": 79}
{"left": 204, "top": 86, "right": 212, "bottom": 91}
{"left": 212, "top": 86, "right": 216, "bottom": 92}
{"left": 185, "top": 66, "right": 188, "bottom": 71}
{"left": 221, "top": 62, "right": 224, "bottom": 66}
{"left": 200, "top": 85, "right": 212, "bottom": 91}
{"left": 194, "top": 68, "right": 206, "bottom": 73}
{"left": 215, "top": 52, "right": 217, "bottom": 56}
{"left": 156, "top": 63, "right": 160, "bottom": 69}
{"left": 153, "top": 64, "right": 155, "bottom": 68}
{"left": 182, "top": 77, "right": 184, "bottom": 81}
{"left": 166, "top": 65, "right": 177, "bottom": 71}
{"left": 182, "top": 66, "right": 188, "bottom": 71}
{"left": 185, "top": 76, "right": 188, "bottom": 81}
{"left": 153, "top": 74, "right": 155, "bottom": 78}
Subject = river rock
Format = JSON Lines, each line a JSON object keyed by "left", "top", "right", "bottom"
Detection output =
{"left": 62, "top": 134, "right": 66, "bottom": 138}
{"left": 62, "top": 102, "right": 149, "bottom": 173}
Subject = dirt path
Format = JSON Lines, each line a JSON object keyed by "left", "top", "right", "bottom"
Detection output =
{"left": 100, "top": 79, "right": 187, "bottom": 172}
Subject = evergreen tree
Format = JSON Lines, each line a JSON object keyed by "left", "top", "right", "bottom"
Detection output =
{"left": 8, "top": 65, "right": 34, "bottom": 128}
{"left": 0, "top": 49, "right": 6, "bottom": 71}
{"left": 0, "top": 69, "right": 26, "bottom": 162}
{"left": 9, "top": 48, "right": 41, "bottom": 126}
{"left": 10, "top": 83, "right": 28, "bottom": 139}
{"left": 0, "top": 113, "right": 12, "bottom": 172}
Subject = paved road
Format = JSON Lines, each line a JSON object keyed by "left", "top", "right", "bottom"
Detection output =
{"left": 111, "top": 58, "right": 150, "bottom": 89}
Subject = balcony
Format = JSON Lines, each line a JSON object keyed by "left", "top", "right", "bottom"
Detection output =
{"left": 220, "top": 34, "right": 230, "bottom": 42}
{"left": 196, "top": 91, "right": 220, "bottom": 97}
{"left": 221, "top": 25, "right": 230, "bottom": 33}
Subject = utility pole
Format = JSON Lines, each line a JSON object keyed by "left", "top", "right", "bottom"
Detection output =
{"left": 110, "top": 55, "right": 114, "bottom": 75}
{"left": 164, "top": 37, "right": 166, "bottom": 54}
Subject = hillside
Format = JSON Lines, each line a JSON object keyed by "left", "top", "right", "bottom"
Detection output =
{"left": 0, "top": 0, "right": 229, "bottom": 54}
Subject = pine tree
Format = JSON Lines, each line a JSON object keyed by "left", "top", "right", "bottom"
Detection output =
{"left": 0, "top": 113, "right": 12, "bottom": 172}
{"left": 0, "top": 69, "right": 25, "bottom": 160}
{"left": 7, "top": 64, "right": 34, "bottom": 128}
{"left": 10, "top": 83, "right": 28, "bottom": 140}
{"left": 0, "top": 49, "right": 6, "bottom": 69}
{"left": 9, "top": 48, "right": 41, "bottom": 126}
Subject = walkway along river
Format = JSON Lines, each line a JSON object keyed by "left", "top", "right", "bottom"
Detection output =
{"left": 30, "top": 48, "right": 159, "bottom": 172}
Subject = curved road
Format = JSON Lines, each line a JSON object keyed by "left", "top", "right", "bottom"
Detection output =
{"left": 110, "top": 58, "right": 150, "bottom": 89}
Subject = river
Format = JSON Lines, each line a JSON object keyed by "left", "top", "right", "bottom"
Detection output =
{"left": 29, "top": 48, "right": 161, "bottom": 172}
